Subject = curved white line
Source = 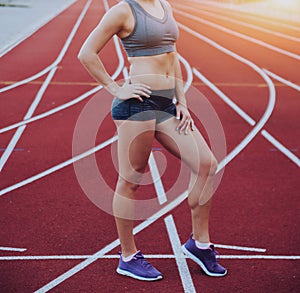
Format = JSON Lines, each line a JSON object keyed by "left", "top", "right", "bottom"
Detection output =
{"left": 174, "top": 9, "right": 300, "bottom": 61}
{"left": 194, "top": 69, "right": 257, "bottom": 126}
{"left": 173, "top": 3, "right": 300, "bottom": 43}
{"left": 193, "top": 68, "right": 275, "bottom": 171}
{"left": 0, "top": 48, "right": 191, "bottom": 135}
{"left": 176, "top": 22, "right": 276, "bottom": 171}
{"left": 0, "top": 35, "right": 124, "bottom": 134}
{"left": 180, "top": 16, "right": 298, "bottom": 166}
{"left": 0, "top": 0, "right": 92, "bottom": 94}
{"left": 0, "top": 49, "right": 192, "bottom": 195}
{"left": 0, "top": 136, "right": 118, "bottom": 197}
{"left": 193, "top": 69, "right": 300, "bottom": 167}
{"left": 263, "top": 69, "right": 300, "bottom": 91}
{"left": 178, "top": 53, "right": 193, "bottom": 92}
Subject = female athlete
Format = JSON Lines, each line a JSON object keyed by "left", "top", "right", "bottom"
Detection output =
{"left": 78, "top": 0, "right": 227, "bottom": 281}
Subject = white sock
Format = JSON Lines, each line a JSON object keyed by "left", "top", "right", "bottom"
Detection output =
{"left": 195, "top": 240, "right": 211, "bottom": 250}
{"left": 122, "top": 251, "right": 138, "bottom": 262}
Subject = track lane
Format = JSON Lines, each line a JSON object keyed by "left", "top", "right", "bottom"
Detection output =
{"left": 173, "top": 10, "right": 299, "bottom": 83}
{"left": 175, "top": 0, "right": 300, "bottom": 34}
{"left": 0, "top": 0, "right": 299, "bottom": 292}
{"left": 172, "top": 5, "right": 299, "bottom": 161}
{"left": 173, "top": 3, "right": 300, "bottom": 55}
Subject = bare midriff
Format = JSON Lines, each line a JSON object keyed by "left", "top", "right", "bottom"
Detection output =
{"left": 128, "top": 51, "right": 176, "bottom": 90}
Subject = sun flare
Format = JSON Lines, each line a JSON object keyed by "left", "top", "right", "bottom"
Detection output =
{"left": 267, "top": 0, "right": 300, "bottom": 11}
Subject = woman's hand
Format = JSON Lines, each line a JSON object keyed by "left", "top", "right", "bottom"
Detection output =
{"left": 175, "top": 103, "right": 195, "bottom": 135}
{"left": 115, "top": 80, "right": 152, "bottom": 102}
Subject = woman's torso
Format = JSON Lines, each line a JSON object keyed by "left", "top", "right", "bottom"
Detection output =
{"left": 118, "top": 0, "right": 178, "bottom": 90}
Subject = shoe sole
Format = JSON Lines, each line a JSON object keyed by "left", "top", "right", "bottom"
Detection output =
{"left": 182, "top": 245, "right": 227, "bottom": 277}
{"left": 116, "top": 268, "right": 163, "bottom": 281}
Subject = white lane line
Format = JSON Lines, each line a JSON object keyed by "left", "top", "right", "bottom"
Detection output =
{"left": 0, "top": 34, "right": 124, "bottom": 135}
{"left": 261, "top": 131, "right": 300, "bottom": 167}
{"left": 122, "top": 64, "right": 168, "bottom": 204}
{"left": 193, "top": 69, "right": 256, "bottom": 126}
{"left": 173, "top": 3, "right": 300, "bottom": 43}
{"left": 0, "top": 136, "right": 118, "bottom": 196}
{"left": 2, "top": 254, "right": 299, "bottom": 261}
{"left": 145, "top": 52, "right": 195, "bottom": 288}
{"left": 0, "top": 0, "right": 92, "bottom": 94}
{"left": 0, "top": 246, "right": 27, "bottom": 252}
{"left": 263, "top": 69, "right": 300, "bottom": 92}
{"left": 0, "top": 66, "right": 57, "bottom": 171}
{"left": 147, "top": 51, "right": 193, "bottom": 205}
{"left": 34, "top": 190, "right": 189, "bottom": 293}
{"left": 178, "top": 53, "right": 193, "bottom": 92}
{"left": 193, "top": 68, "right": 300, "bottom": 167}
{"left": 0, "top": 243, "right": 265, "bottom": 256}
{"left": 215, "top": 244, "right": 266, "bottom": 253}
{"left": 219, "top": 255, "right": 300, "bottom": 260}
{"left": 0, "top": 85, "right": 101, "bottom": 134}
{"left": 0, "top": 15, "right": 188, "bottom": 137}
{"left": 148, "top": 152, "right": 167, "bottom": 204}
{"left": 178, "top": 21, "right": 299, "bottom": 168}
{"left": 148, "top": 120, "right": 195, "bottom": 291}
{"left": 193, "top": 68, "right": 275, "bottom": 172}
{"left": 174, "top": 9, "right": 300, "bottom": 61}
{"left": 178, "top": 20, "right": 298, "bottom": 166}
{"left": 165, "top": 215, "right": 196, "bottom": 293}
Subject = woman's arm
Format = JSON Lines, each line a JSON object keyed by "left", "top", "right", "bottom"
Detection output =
{"left": 173, "top": 49, "right": 195, "bottom": 134}
{"left": 174, "top": 52, "right": 187, "bottom": 107}
{"left": 164, "top": 1, "right": 194, "bottom": 134}
{"left": 78, "top": 2, "right": 151, "bottom": 101}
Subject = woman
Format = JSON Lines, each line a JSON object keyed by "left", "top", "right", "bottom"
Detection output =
{"left": 78, "top": 0, "right": 227, "bottom": 281}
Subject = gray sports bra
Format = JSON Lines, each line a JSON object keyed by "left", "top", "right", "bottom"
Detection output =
{"left": 120, "top": 0, "right": 179, "bottom": 57}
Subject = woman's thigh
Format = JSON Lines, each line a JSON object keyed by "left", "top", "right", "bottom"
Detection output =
{"left": 115, "top": 119, "right": 156, "bottom": 183}
{"left": 155, "top": 117, "right": 216, "bottom": 175}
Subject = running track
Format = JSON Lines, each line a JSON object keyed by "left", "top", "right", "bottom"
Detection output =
{"left": 0, "top": 0, "right": 299, "bottom": 292}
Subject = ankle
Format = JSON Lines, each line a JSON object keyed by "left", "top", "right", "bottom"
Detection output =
{"left": 192, "top": 233, "right": 210, "bottom": 244}
{"left": 121, "top": 250, "right": 138, "bottom": 260}
{"left": 195, "top": 240, "right": 211, "bottom": 250}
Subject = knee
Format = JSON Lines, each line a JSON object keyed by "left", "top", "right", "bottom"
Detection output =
{"left": 198, "top": 156, "right": 218, "bottom": 177}
{"left": 117, "top": 176, "right": 140, "bottom": 193}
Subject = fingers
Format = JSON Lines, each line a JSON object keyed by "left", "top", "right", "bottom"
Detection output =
{"left": 125, "top": 82, "right": 152, "bottom": 101}
{"left": 134, "top": 84, "right": 152, "bottom": 96}
{"left": 175, "top": 107, "right": 195, "bottom": 135}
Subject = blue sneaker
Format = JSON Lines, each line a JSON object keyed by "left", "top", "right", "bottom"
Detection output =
{"left": 182, "top": 235, "right": 227, "bottom": 277}
{"left": 116, "top": 251, "right": 163, "bottom": 281}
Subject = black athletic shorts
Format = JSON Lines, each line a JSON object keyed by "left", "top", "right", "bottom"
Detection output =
{"left": 111, "top": 88, "right": 176, "bottom": 123}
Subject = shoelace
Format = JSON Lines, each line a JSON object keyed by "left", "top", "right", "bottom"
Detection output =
{"left": 134, "top": 254, "right": 153, "bottom": 270}
{"left": 208, "top": 247, "right": 221, "bottom": 268}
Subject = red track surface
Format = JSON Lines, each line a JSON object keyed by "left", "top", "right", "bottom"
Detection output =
{"left": 0, "top": 0, "right": 299, "bottom": 292}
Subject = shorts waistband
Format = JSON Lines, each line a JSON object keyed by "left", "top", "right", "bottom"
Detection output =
{"left": 150, "top": 88, "right": 175, "bottom": 99}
